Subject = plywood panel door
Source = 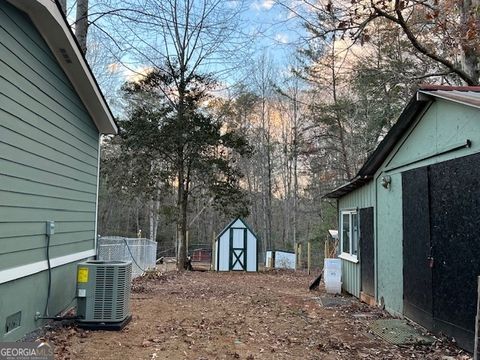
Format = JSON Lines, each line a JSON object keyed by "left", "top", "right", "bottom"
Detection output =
{"left": 429, "top": 153, "right": 480, "bottom": 351}
{"left": 402, "top": 153, "right": 480, "bottom": 352}
{"left": 402, "top": 167, "right": 433, "bottom": 329}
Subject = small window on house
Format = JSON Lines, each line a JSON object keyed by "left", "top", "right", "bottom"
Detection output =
{"left": 341, "top": 210, "right": 359, "bottom": 262}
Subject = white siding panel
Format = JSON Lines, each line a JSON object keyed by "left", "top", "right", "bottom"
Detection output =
{"left": 265, "top": 251, "right": 272, "bottom": 267}
{"left": 275, "top": 251, "right": 295, "bottom": 269}
{"left": 218, "top": 232, "right": 230, "bottom": 271}
{"left": 231, "top": 219, "right": 246, "bottom": 228}
{"left": 214, "top": 240, "right": 219, "bottom": 271}
{"left": 246, "top": 231, "right": 257, "bottom": 272}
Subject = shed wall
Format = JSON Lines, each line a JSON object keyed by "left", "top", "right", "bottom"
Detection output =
{"left": 338, "top": 183, "right": 374, "bottom": 209}
{"left": 338, "top": 183, "right": 375, "bottom": 298}
{"left": 218, "top": 232, "right": 230, "bottom": 271}
{"left": 246, "top": 231, "right": 257, "bottom": 272}
{"left": 375, "top": 173, "right": 403, "bottom": 315}
{"left": 385, "top": 100, "right": 480, "bottom": 172}
{"left": 0, "top": 2, "right": 99, "bottom": 340}
{"left": 338, "top": 98, "right": 480, "bottom": 319}
{"left": 374, "top": 99, "right": 480, "bottom": 316}
{"left": 274, "top": 251, "right": 295, "bottom": 269}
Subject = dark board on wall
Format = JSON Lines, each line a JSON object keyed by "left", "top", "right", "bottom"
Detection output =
{"left": 402, "top": 152, "right": 480, "bottom": 352}
{"left": 360, "top": 207, "right": 375, "bottom": 296}
{"left": 429, "top": 152, "right": 480, "bottom": 348}
{"left": 402, "top": 167, "right": 433, "bottom": 329}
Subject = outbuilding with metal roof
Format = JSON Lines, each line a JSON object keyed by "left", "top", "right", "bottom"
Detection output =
{"left": 325, "top": 85, "right": 480, "bottom": 352}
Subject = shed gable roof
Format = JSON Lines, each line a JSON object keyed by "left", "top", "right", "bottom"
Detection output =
{"left": 325, "top": 86, "right": 480, "bottom": 198}
{"left": 216, "top": 217, "right": 258, "bottom": 241}
{"left": 6, "top": 0, "right": 117, "bottom": 135}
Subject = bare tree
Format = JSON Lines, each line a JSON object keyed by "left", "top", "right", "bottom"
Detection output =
{"left": 58, "top": 0, "right": 67, "bottom": 15}
{"left": 105, "top": 0, "right": 248, "bottom": 269}
{"left": 284, "top": 0, "right": 480, "bottom": 85}
{"left": 75, "top": 0, "right": 89, "bottom": 54}
{"left": 251, "top": 54, "right": 275, "bottom": 254}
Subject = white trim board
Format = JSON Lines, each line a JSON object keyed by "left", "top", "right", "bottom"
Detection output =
{"left": 94, "top": 134, "right": 101, "bottom": 254}
{"left": 339, "top": 253, "right": 359, "bottom": 264}
{"left": 0, "top": 249, "right": 95, "bottom": 284}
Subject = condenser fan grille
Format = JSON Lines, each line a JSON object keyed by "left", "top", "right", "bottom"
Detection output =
{"left": 77, "top": 260, "right": 132, "bottom": 323}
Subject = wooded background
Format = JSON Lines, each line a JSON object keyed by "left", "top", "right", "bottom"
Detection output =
{"left": 62, "top": 0, "right": 480, "bottom": 267}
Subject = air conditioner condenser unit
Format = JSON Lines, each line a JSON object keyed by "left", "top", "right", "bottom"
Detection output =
{"left": 76, "top": 260, "right": 132, "bottom": 330}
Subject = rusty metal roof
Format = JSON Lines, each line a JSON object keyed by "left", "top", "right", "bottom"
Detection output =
{"left": 421, "top": 89, "right": 480, "bottom": 109}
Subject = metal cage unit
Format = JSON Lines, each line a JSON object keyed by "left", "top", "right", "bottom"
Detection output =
{"left": 76, "top": 260, "right": 132, "bottom": 329}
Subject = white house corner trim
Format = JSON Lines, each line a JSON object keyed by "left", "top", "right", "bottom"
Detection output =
{"left": 94, "top": 134, "right": 102, "bottom": 256}
{"left": 0, "top": 249, "right": 96, "bottom": 285}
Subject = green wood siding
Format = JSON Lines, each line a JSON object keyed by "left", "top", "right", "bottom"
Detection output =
{"left": 342, "top": 260, "right": 361, "bottom": 297}
{"left": 338, "top": 184, "right": 374, "bottom": 210}
{"left": 385, "top": 100, "right": 480, "bottom": 172}
{"left": 375, "top": 173, "right": 403, "bottom": 316}
{"left": 0, "top": 1, "right": 100, "bottom": 340}
{"left": 0, "top": 1, "right": 99, "bottom": 265}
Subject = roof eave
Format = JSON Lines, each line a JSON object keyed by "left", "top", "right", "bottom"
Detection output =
{"left": 323, "top": 176, "right": 372, "bottom": 199}
{"left": 418, "top": 89, "right": 480, "bottom": 110}
{"left": 7, "top": 0, "right": 118, "bottom": 135}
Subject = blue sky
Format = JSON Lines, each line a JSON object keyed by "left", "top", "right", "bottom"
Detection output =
{"left": 81, "top": 0, "right": 311, "bottom": 110}
{"left": 242, "top": 0, "right": 307, "bottom": 65}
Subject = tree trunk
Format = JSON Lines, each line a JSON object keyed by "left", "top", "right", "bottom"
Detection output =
{"left": 58, "top": 0, "right": 67, "bottom": 15}
{"left": 330, "top": 34, "right": 352, "bottom": 180}
{"left": 460, "top": 0, "right": 480, "bottom": 83}
{"left": 148, "top": 200, "right": 160, "bottom": 241}
{"left": 75, "top": 0, "right": 89, "bottom": 54}
{"left": 149, "top": 201, "right": 154, "bottom": 240}
{"left": 148, "top": 182, "right": 161, "bottom": 241}
{"left": 292, "top": 86, "right": 299, "bottom": 255}
{"left": 176, "top": 162, "right": 187, "bottom": 270}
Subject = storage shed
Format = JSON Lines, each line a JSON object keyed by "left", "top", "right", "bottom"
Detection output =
{"left": 325, "top": 85, "right": 480, "bottom": 352}
{"left": 0, "top": 0, "right": 117, "bottom": 341}
{"left": 214, "top": 218, "right": 258, "bottom": 272}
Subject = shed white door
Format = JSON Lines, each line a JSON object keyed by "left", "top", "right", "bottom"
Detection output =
{"left": 230, "top": 228, "right": 246, "bottom": 271}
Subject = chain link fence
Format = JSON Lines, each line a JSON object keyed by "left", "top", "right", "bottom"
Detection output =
{"left": 97, "top": 236, "right": 158, "bottom": 279}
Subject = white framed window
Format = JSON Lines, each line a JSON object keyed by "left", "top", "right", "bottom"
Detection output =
{"left": 340, "top": 210, "right": 359, "bottom": 263}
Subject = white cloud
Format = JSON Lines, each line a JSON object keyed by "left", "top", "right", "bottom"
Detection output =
{"left": 275, "top": 33, "right": 289, "bottom": 44}
{"left": 250, "top": 0, "right": 275, "bottom": 11}
{"left": 107, "top": 62, "right": 122, "bottom": 74}
{"left": 227, "top": 0, "right": 240, "bottom": 9}
{"left": 123, "top": 66, "right": 153, "bottom": 83}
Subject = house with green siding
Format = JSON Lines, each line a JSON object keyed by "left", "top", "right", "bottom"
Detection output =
{"left": 0, "top": 0, "right": 117, "bottom": 340}
{"left": 326, "top": 85, "right": 480, "bottom": 352}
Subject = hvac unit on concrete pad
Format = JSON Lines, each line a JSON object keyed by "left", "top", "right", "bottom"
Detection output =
{"left": 76, "top": 260, "right": 132, "bottom": 330}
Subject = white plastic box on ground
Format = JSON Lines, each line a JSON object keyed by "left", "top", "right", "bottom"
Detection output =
{"left": 324, "top": 258, "right": 342, "bottom": 294}
{"left": 325, "top": 281, "right": 342, "bottom": 294}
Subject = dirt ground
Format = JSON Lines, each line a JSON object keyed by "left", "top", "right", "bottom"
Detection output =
{"left": 44, "top": 269, "right": 471, "bottom": 360}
